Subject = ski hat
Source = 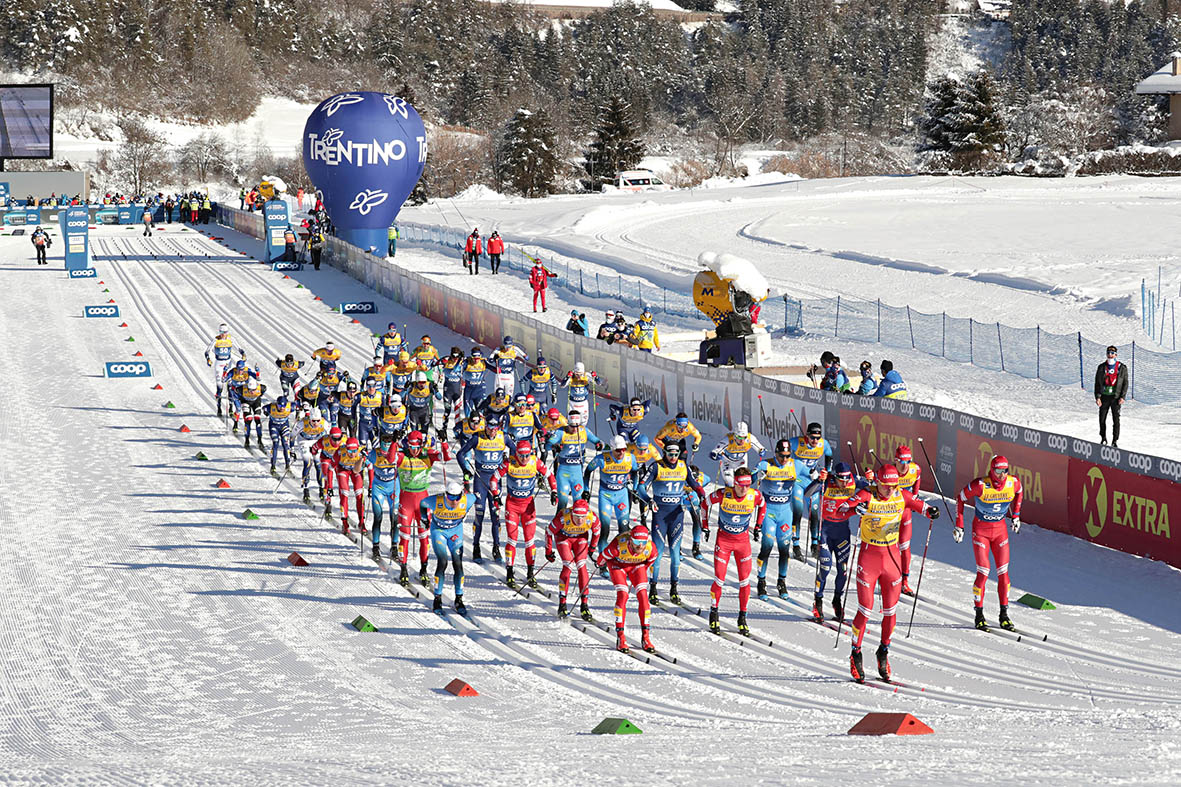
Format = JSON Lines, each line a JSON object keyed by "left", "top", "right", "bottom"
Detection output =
{"left": 877, "top": 464, "right": 900, "bottom": 486}
{"left": 611, "top": 435, "right": 627, "bottom": 450}
{"left": 806, "top": 422, "right": 822, "bottom": 439}
{"left": 895, "top": 445, "right": 912, "bottom": 464}
{"left": 733, "top": 468, "right": 753, "bottom": 488}
{"left": 365, "top": 377, "right": 377, "bottom": 387}
{"left": 406, "top": 431, "right": 424, "bottom": 448}
{"left": 675, "top": 412, "right": 689, "bottom": 427}
{"left": 735, "top": 421, "right": 749, "bottom": 438}
{"left": 445, "top": 481, "right": 464, "bottom": 499}
{"left": 329, "top": 426, "right": 343, "bottom": 439}
{"left": 547, "top": 407, "right": 561, "bottom": 420}
{"left": 218, "top": 323, "right": 229, "bottom": 334}
{"left": 346, "top": 437, "right": 360, "bottom": 450}
{"left": 413, "top": 371, "right": 427, "bottom": 383}
{"left": 516, "top": 440, "right": 533, "bottom": 456}
{"left": 574, "top": 361, "right": 585, "bottom": 374}
{"left": 247, "top": 378, "right": 259, "bottom": 390}
{"left": 629, "top": 525, "right": 650, "bottom": 542}
{"left": 832, "top": 462, "right": 854, "bottom": 486}
{"left": 990, "top": 455, "right": 1010, "bottom": 484}
{"left": 571, "top": 499, "right": 590, "bottom": 517}
{"left": 636, "top": 434, "right": 650, "bottom": 448}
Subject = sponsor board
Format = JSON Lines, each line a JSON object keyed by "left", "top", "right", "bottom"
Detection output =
{"left": 105, "top": 362, "right": 153, "bottom": 378}
{"left": 683, "top": 373, "right": 738, "bottom": 435}
{"left": 751, "top": 382, "right": 823, "bottom": 446}
{"left": 470, "top": 304, "right": 503, "bottom": 349}
{"left": 955, "top": 430, "right": 1068, "bottom": 528}
{"left": 84, "top": 305, "right": 120, "bottom": 318}
{"left": 399, "top": 277, "right": 420, "bottom": 313}
{"left": 447, "top": 296, "right": 472, "bottom": 339}
{"left": 578, "top": 344, "right": 622, "bottom": 401}
{"left": 68, "top": 268, "right": 97, "bottom": 278}
{"left": 339, "top": 301, "right": 376, "bottom": 314}
{"left": 1068, "top": 459, "right": 1179, "bottom": 566}
{"left": 539, "top": 327, "right": 575, "bottom": 379}
{"left": 841, "top": 407, "right": 938, "bottom": 474}
{"left": 419, "top": 283, "right": 447, "bottom": 325}
{"left": 627, "top": 354, "right": 677, "bottom": 418}
{"left": 271, "top": 261, "right": 303, "bottom": 271}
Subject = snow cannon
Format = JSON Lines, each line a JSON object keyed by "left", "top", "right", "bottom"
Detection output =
{"left": 302, "top": 92, "right": 427, "bottom": 256}
{"left": 257, "top": 176, "right": 287, "bottom": 201}
{"left": 693, "top": 252, "right": 772, "bottom": 368}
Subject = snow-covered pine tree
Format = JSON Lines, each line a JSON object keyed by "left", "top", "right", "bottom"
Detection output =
{"left": 583, "top": 96, "right": 646, "bottom": 187}
{"left": 920, "top": 71, "right": 1005, "bottom": 170}
{"left": 498, "top": 108, "right": 558, "bottom": 198}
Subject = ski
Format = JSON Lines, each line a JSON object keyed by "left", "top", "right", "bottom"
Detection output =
{"left": 670, "top": 599, "right": 775, "bottom": 648}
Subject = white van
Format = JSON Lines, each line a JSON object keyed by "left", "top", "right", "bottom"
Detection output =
{"left": 613, "top": 169, "right": 670, "bottom": 192}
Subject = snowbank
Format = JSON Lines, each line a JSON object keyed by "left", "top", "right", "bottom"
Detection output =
{"left": 698, "top": 251, "right": 769, "bottom": 300}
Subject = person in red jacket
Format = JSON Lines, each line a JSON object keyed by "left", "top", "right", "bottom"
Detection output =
{"left": 595, "top": 524, "right": 657, "bottom": 653}
{"left": 545, "top": 498, "right": 600, "bottom": 621}
{"left": 487, "top": 231, "right": 505, "bottom": 274}
{"left": 955, "top": 454, "right": 1023, "bottom": 632}
{"left": 464, "top": 229, "right": 482, "bottom": 275}
{"left": 530, "top": 261, "right": 558, "bottom": 313}
{"left": 704, "top": 468, "right": 765, "bottom": 636}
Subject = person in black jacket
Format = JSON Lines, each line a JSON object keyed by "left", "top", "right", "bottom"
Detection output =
{"left": 1094, "top": 345, "right": 1129, "bottom": 447}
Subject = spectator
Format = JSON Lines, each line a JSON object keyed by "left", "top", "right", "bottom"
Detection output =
{"left": 566, "top": 309, "right": 588, "bottom": 336}
{"left": 629, "top": 307, "right": 660, "bottom": 352}
{"left": 142, "top": 207, "right": 154, "bottom": 237}
{"left": 821, "top": 356, "right": 850, "bottom": 392}
{"left": 309, "top": 226, "right": 325, "bottom": 271}
{"left": 201, "top": 194, "right": 212, "bottom": 224}
{"left": 282, "top": 224, "right": 298, "bottom": 262}
{"left": 238, "top": 187, "right": 246, "bottom": 210}
{"left": 30, "top": 225, "right": 50, "bottom": 265}
{"left": 464, "top": 229, "right": 482, "bottom": 275}
{"left": 872, "top": 360, "right": 908, "bottom": 399}
{"left": 610, "top": 313, "right": 633, "bottom": 346}
{"left": 596, "top": 310, "right": 616, "bottom": 341}
{"left": 487, "top": 231, "right": 504, "bottom": 274}
{"left": 1095, "top": 345, "right": 1128, "bottom": 447}
{"left": 529, "top": 260, "right": 556, "bottom": 312}
{"left": 164, "top": 196, "right": 175, "bottom": 223}
{"left": 806, "top": 350, "right": 836, "bottom": 388}
{"left": 856, "top": 360, "right": 878, "bottom": 395}
{"left": 388, "top": 225, "right": 399, "bottom": 257}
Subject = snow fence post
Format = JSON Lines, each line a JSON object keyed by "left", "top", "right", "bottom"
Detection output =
{"left": 596, "top": 272, "right": 600, "bottom": 297}
{"left": 876, "top": 298, "right": 881, "bottom": 342}
{"left": 580, "top": 268, "right": 584, "bottom": 295}
{"left": 969, "top": 318, "right": 974, "bottom": 364}
{"left": 1077, "top": 332, "right": 1084, "bottom": 389}
{"left": 942, "top": 312, "right": 946, "bottom": 358}
{"left": 997, "top": 322, "right": 1004, "bottom": 371}
{"left": 1131, "top": 342, "right": 1136, "bottom": 400}
{"left": 835, "top": 296, "right": 841, "bottom": 337}
{"left": 1141, "top": 279, "right": 1146, "bottom": 332}
{"left": 1161, "top": 299, "right": 1168, "bottom": 342}
{"left": 1036, "top": 325, "right": 1041, "bottom": 380}
{"left": 665, "top": 288, "right": 668, "bottom": 314}
{"left": 906, "top": 305, "right": 915, "bottom": 348}
{"left": 618, "top": 275, "right": 623, "bottom": 300}
{"left": 1173, "top": 301, "right": 1176, "bottom": 350}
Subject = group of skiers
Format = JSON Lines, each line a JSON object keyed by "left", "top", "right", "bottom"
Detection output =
{"left": 201, "top": 321, "right": 1023, "bottom": 674}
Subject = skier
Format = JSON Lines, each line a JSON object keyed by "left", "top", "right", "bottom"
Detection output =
{"left": 894, "top": 444, "right": 922, "bottom": 595}
{"left": 639, "top": 442, "right": 707, "bottom": 604}
{"left": 385, "top": 350, "right": 418, "bottom": 397}
{"left": 523, "top": 357, "right": 556, "bottom": 409}
{"left": 142, "top": 208, "right": 154, "bottom": 237}
{"left": 266, "top": 395, "right": 293, "bottom": 476}
{"left": 536, "top": 407, "right": 567, "bottom": 465}
{"left": 204, "top": 323, "right": 245, "bottom": 416}
{"left": 337, "top": 380, "right": 358, "bottom": 436}
{"left": 704, "top": 467, "right": 765, "bottom": 636}
{"left": 955, "top": 455, "right": 1023, "bottom": 632}
{"left": 461, "top": 348, "right": 491, "bottom": 417}
{"left": 836, "top": 464, "right": 939, "bottom": 682}
{"left": 529, "top": 260, "right": 556, "bottom": 312}
{"left": 491, "top": 336, "right": 528, "bottom": 397}
{"left": 412, "top": 335, "right": 439, "bottom": 369}
{"left": 478, "top": 388, "right": 513, "bottom": 431}
{"left": 420, "top": 481, "right": 474, "bottom": 613}
{"left": 595, "top": 524, "right": 657, "bottom": 654}
{"left": 274, "top": 354, "right": 305, "bottom": 398}
{"left": 457, "top": 421, "right": 509, "bottom": 564}
{"left": 789, "top": 422, "right": 833, "bottom": 560}
{"left": 545, "top": 498, "right": 599, "bottom": 620}
{"left": 806, "top": 462, "right": 866, "bottom": 622}
{"left": 608, "top": 398, "right": 651, "bottom": 443}
{"left": 453, "top": 411, "right": 486, "bottom": 451}
{"left": 438, "top": 348, "right": 467, "bottom": 433}
{"left": 311, "top": 341, "right": 342, "bottom": 374}
{"left": 312, "top": 426, "right": 347, "bottom": 517}
{"left": 239, "top": 377, "right": 267, "bottom": 449}
{"left": 354, "top": 377, "right": 382, "bottom": 446}
{"left": 683, "top": 464, "right": 711, "bottom": 559}
{"left": 488, "top": 439, "right": 558, "bottom": 587}
{"left": 334, "top": 437, "right": 369, "bottom": 535}
{"left": 377, "top": 393, "right": 409, "bottom": 443}
{"left": 404, "top": 371, "right": 438, "bottom": 434}
{"left": 295, "top": 409, "right": 328, "bottom": 502}
{"left": 368, "top": 434, "right": 401, "bottom": 562}
{"left": 583, "top": 435, "right": 640, "bottom": 556}
{"left": 753, "top": 439, "right": 799, "bottom": 600}
{"left": 560, "top": 362, "right": 597, "bottom": 425}
{"left": 505, "top": 395, "right": 540, "bottom": 453}
{"left": 654, "top": 413, "right": 702, "bottom": 458}
{"left": 316, "top": 365, "right": 342, "bottom": 424}
{"left": 221, "top": 360, "right": 258, "bottom": 432}
{"left": 296, "top": 378, "right": 321, "bottom": 415}
{"left": 545, "top": 410, "right": 603, "bottom": 510}
{"left": 393, "top": 430, "right": 450, "bottom": 586}
{"left": 710, "top": 421, "right": 766, "bottom": 481}
{"left": 377, "top": 324, "right": 405, "bottom": 365}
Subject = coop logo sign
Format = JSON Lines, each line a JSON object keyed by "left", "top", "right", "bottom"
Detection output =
{"left": 66, "top": 219, "right": 88, "bottom": 229}
{"left": 68, "top": 268, "right": 97, "bottom": 278}
{"left": 271, "top": 261, "right": 303, "bottom": 271}
{"left": 306, "top": 128, "right": 426, "bottom": 168}
{"left": 1157, "top": 458, "right": 1181, "bottom": 482}
{"left": 105, "top": 362, "right": 153, "bottom": 378}
{"left": 84, "top": 305, "right": 120, "bottom": 317}
{"left": 340, "top": 301, "right": 376, "bottom": 314}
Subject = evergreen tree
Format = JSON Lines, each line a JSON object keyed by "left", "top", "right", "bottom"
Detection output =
{"left": 920, "top": 71, "right": 1006, "bottom": 169}
{"left": 583, "top": 96, "right": 646, "bottom": 186}
{"left": 498, "top": 108, "right": 558, "bottom": 198}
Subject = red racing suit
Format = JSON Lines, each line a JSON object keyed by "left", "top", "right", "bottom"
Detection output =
{"left": 956, "top": 475, "right": 1023, "bottom": 609}
{"left": 333, "top": 445, "right": 370, "bottom": 530}
{"left": 546, "top": 509, "right": 601, "bottom": 603}
{"left": 595, "top": 533, "right": 656, "bottom": 629}
{"left": 490, "top": 456, "right": 557, "bottom": 568}
{"left": 392, "top": 443, "right": 450, "bottom": 566}
{"left": 705, "top": 488, "right": 766, "bottom": 613}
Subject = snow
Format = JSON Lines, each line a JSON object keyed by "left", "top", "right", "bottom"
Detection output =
{"left": 3, "top": 196, "right": 1181, "bottom": 781}
{"left": 699, "top": 251, "right": 769, "bottom": 300}
{"left": 487, "top": 0, "right": 689, "bottom": 10}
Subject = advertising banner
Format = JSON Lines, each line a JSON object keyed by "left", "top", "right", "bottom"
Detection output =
{"left": 61, "top": 205, "right": 90, "bottom": 271}
{"left": 470, "top": 303, "right": 502, "bottom": 349}
{"left": 419, "top": 283, "right": 447, "bottom": 326}
{"left": 339, "top": 301, "right": 377, "bottom": 314}
{"left": 751, "top": 377, "right": 826, "bottom": 446}
{"left": 1067, "top": 459, "right": 1180, "bottom": 566}
{"left": 271, "top": 261, "right": 303, "bottom": 271}
{"left": 539, "top": 326, "right": 575, "bottom": 378}
{"left": 105, "top": 361, "right": 153, "bottom": 378}
{"left": 68, "top": 268, "right": 96, "bottom": 278}
{"left": 501, "top": 314, "right": 538, "bottom": 361}
{"left": 682, "top": 369, "right": 739, "bottom": 435}
{"left": 262, "top": 200, "right": 288, "bottom": 262}
{"left": 84, "top": 305, "right": 120, "bottom": 318}
{"left": 841, "top": 397, "right": 939, "bottom": 475}
{"left": 626, "top": 353, "right": 678, "bottom": 418}
{"left": 447, "top": 295, "right": 472, "bottom": 340}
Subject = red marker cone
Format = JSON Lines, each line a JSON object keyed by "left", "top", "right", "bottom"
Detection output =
{"left": 152, "top": 383, "right": 163, "bottom": 390}
{"left": 179, "top": 424, "right": 191, "bottom": 433}
{"left": 216, "top": 479, "right": 231, "bottom": 489}
{"left": 133, "top": 351, "right": 144, "bottom": 357}
{"left": 119, "top": 322, "right": 128, "bottom": 327}
{"left": 107, "top": 299, "right": 116, "bottom": 304}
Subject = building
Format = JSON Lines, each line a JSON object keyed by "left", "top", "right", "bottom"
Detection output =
{"left": 1135, "top": 52, "right": 1181, "bottom": 141}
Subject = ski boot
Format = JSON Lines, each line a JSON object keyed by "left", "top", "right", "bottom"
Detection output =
{"left": 669, "top": 580, "right": 681, "bottom": 605}
{"left": 419, "top": 566, "right": 429, "bottom": 586}
{"left": 232, "top": 420, "right": 239, "bottom": 433}
{"left": 341, "top": 521, "right": 350, "bottom": 537}
{"left": 876, "top": 643, "right": 891, "bottom": 681}
{"left": 850, "top": 648, "right": 866, "bottom": 683}
{"left": 812, "top": 595, "right": 824, "bottom": 623}
{"left": 557, "top": 600, "right": 568, "bottom": 618}
{"left": 901, "top": 575, "right": 914, "bottom": 596}
{"left": 832, "top": 593, "right": 844, "bottom": 623}
{"left": 757, "top": 577, "right": 767, "bottom": 601}
{"left": 270, "top": 463, "right": 278, "bottom": 476}
{"left": 737, "top": 611, "right": 750, "bottom": 637}
{"left": 777, "top": 577, "right": 788, "bottom": 600}
{"left": 216, "top": 401, "right": 223, "bottom": 417}
{"left": 323, "top": 501, "right": 333, "bottom": 521}
{"left": 371, "top": 544, "right": 381, "bottom": 562}
{"left": 691, "top": 542, "right": 702, "bottom": 560}
{"left": 492, "top": 544, "right": 503, "bottom": 563}
{"left": 599, "top": 565, "right": 609, "bottom": 579}
{"left": 471, "top": 542, "right": 482, "bottom": 564}
{"left": 615, "top": 626, "right": 628, "bottom": 654}
{"left": 526, "top": 565, "right": 539, "bottom": 590}
{"left": 792, "top": 544, "right": 805, "bottom": 562}
{"left": 302, "top": 489, "right": 311, "bottom": 504}
{"left": 648, "top": 581, "right": 659, "bottom": 605}
{"left": 998, "top": 605, "right": 1016, "bottom": 632}
{"left": 398, "top": 564, "right": 409, "bottom": 587}
{"left": 243, "top": 435, "right": 251, "bottom": 449}
{"left": 641, "top": 626, "right": 655, "bottom": 653}
{"left": 975, "top": 606, "right": 990, "bottom": 631}
{"left": 318, "top": 487, "right": 327, "bottom": 502}
{"left": 432, "top": 595, "right": 443, "bottom": 612}
{"left": 256, "top": 435, "right": 264, "bottom": 450}
{"left": 709, "top": 606, "right": 721, "bottom": 635}
{"left": 505, "top": 566, "right": 516, "bottom": 589}
{"left": 454, "top": 596, "right": 467, "bottom": 615}
{"left": 580, "top": 601, "right": 593, "bottom": 622}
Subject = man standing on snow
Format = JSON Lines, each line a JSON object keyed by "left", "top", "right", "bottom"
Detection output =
{"left": 464, "top": 229, "right": 482, "bottom": 275}
{"left": 1094, "top": 345, "right": 1128, "bottom": 447}
{"left": 530, "top": 260, "right": 556, "bottom": 312}
{"left": 487, "top": 231, "right": 504, "bottom": 274}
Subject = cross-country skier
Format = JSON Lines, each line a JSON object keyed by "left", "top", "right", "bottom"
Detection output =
{"left": 412, "top": 335, "right": 439, "bottom": 368}
{"left": 654, "top": 412, "right": 701, "bottom": 458}
{"left": 560, "top": 362, "right": 597, "bottom": 424}
{"left": 457, "top": 421, "right": 509, "bottom": 564}
{"left": 545, "top": 411, "right": 603, "bottom": 510}
{"left": 595, "top": 524, "right": 656, "bottom": 654}
{"left": 378, "top": 393, "right": 408, "bottom": 443}
{"left": 462, "top": 348, "right": 491, "bottom": 417}
{"left": 583, "top": 435, "right": 640, "bottom": 556}
{"left": 836, "top": 463, "right": 939, "bottom": 682}
{"left": 546, "top": 498, "right": 599, "bottom": 620}
{"left": 955, "top": 455, "right": 1023, "bottom": 632}
{"left": 356, "top": 377, "right": 383, "bottom": 446}
{"left": 753, "top": 439, "right": 799, "bottom": 600}
{"left": 385, "top": 350, "right": 418, "bottom": 397}
{"left": 404, "top": 371, "right": 438, "bottom": 434}
{"left": 478, "top": 388, "right": 513, "bottom": 431}
{"left": 438, "top": 348, "right": 466, "bottom": 433}
{"left": 489, "top": 439, "right": 558, "bottom": 588}
{"left": 638, "top": 442, "right": 707, "bottom": 604}
{"left": 368, "top": 434, "right": 401, "bottom": 562}
{"left": 311, "top": 341, "right": 341, "bottom": 374}
{"left": 295, "top": 409, "right": 328, "bottom": 502}
{"left": 274, "top": 353, "right": 305, "bottom": 398}
{"left": 312, "top": 426, "right": 347, "bottom": 517}
{"left": 704, "top": 468, "right": 765, "bottom": 636}
{"left": 804, "top": 462, "right": 867, "bottom": 622}
{"left": 377, "top": 323, "right": 404, "bottom": 364}
{"left": 537, "top": 407, "right": 567, "bottom": 464}
{"left": 523, "top": 357, "right": 556, "bottom": 409}
{"left": 205, "top": 323, "right": 245, "bottom": 416}
{"left": 710, "top": 421, "right": 766, "bottom": 481}
{"left": 332, "top": 437, "right": 368, "bottom": 535}
{"left": 421, "top": 482, "right": 474, "bottom": 614}
{"left": 608, "top": 397, "right": 651, "bottom": 443}
{"left": 504, "top": 395, "right": 540, "bottom": 453}
{"left": 239, "top": 377, "right": 266, "bottom": 449}
{"left": 266, "top": 396, "right": 293, "bottom": 475}
{"left": 491, "top": 336, "right": 528, "bottom": 396}
{"left": 392, "top": 430, "right": 450, "bottom": 586}
{"left": 221, "top": 360, "right": 258, "bottom": 432}
{"left": 788, "top": 422, "right": 833, "bottom": 560}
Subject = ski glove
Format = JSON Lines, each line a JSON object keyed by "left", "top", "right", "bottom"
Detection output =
{"left": 702, "top": 525, "right": 711, "bottom": 542}
{"left": 854, "top": 502, "right": 868, "bottom": 516}
{"left": 580, "top": 490, "right": 592, "bottom": 501}
{"left": 546, "top": 549, "right": 556, "bottom": 563}
{"left": 594, "top": 441, "right": 604, "bottom": 451}
{"left": 952, "top": 526, "right": 964, "bottom": 543}
{"left": 751, "top": 526, "right": 761, "bottom": 542}
{"left": 550, "top": 490, "right": 559, "bottom": 506}
{"left": 709, "top": 450, "right": 721, "bottom": 461}
{"left": 1011, "top": 516, "right": 1021, "bottom": 534}
{"left": 926, "top": 506, "right": 940, "bottom": 520}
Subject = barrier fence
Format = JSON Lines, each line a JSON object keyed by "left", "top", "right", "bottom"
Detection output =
{"left": 218, "top": 204, "right": 1181, "bottom": 572}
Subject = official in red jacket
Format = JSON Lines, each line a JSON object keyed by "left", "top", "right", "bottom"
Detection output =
{"left": 530, "top": 261, "right": 557, "bottom": 312}
{"left": 464, "top": 230, "right": 482, "bottom": 275}
{"left": 487, "top": 231, "right": 505, "bottom": 274}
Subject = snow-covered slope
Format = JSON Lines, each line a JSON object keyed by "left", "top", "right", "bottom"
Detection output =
{"left": 1, "top": 221, "right": 1179, "bottom": 781}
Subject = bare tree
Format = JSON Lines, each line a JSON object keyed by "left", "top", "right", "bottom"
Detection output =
{"left": 112, "top": 118, "right": 168, "bottom": 196}
{"left": 177, "top": 132, "right": 231, "bottom": 184}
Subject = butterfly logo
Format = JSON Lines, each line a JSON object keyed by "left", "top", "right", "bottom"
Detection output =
{"left": 320, "top": 93, "right": 364, "bottom": 117}
{"left": 349, "top": 189, "right": 389, "bottom": 216}
{"left": 383, "top": 95, "right": 409, "bottom": 119}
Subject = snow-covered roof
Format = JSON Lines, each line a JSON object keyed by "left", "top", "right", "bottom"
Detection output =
{"left": 1135, "top": 53, "right": 1181, "bottom": 95}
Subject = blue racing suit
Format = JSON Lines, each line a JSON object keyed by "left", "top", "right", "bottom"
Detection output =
{"left": 754, "top": 457, "right": 798, "bottom": 581}
{"left": 582, "top": 451, "right": 639, "bottom": 552}
{"left": 356, "top": 389, "right": 383, "bottom": 446}
{"left": 639, "top": 458, "right": 706, "bottom": 586}
{"left": 420, "top": 492, "right": 475, "bottom": 597}
{"left": 266, "top": 401, "right": 293, "bottom": 469}
{"left": 524, "top": 367, "right": 555, "bottom": 408}
{"left": 369, "top": 444, "right": 402, "bottom": 549}
{"left": 546, "top": 425, "right": 602, "bottom": 510}
{"left": 788, "top": 435, "right": 833, "bottom": 548}
{"left": 457, "top": 432, "right": 508, "bottom": 551}
{"left": 462, "top": 360, "right": 491, "bottom": 417}
{"left": 439, "top": 358, "right": 466, "bottom": 429}
{"left": 684, "top": 467, "right": 711, "bottom": 547}
{"left": 805, "top": 476, "right": 868, "bottom": 600}
{"left": 608, "top": 399, "right": 651, "bottom": 442}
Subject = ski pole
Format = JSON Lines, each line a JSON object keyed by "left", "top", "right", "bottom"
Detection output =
{"left": 907, "top": 437, "right": 955, "bottom": 638}
{"left": 787, "top": 408, "right": 806, "bottom": 435}
{"left": 833, "top": 540, "right": 861, "bottom": 648}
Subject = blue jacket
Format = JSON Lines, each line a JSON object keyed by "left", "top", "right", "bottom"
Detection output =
{"left": 872, "top": 369, "right": 907, "bottom": 398}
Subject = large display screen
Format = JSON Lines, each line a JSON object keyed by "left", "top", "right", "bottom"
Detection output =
{"left": 0, "top": 84, "right": 53, "bottom": 159}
